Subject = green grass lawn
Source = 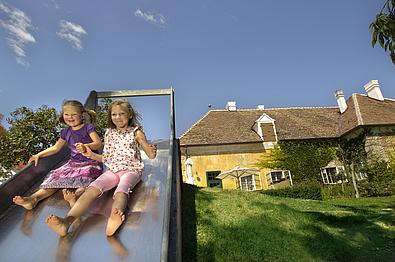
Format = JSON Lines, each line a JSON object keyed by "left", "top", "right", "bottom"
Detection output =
{"left": 182, "top": 184, "right": 395, "bottom": 262}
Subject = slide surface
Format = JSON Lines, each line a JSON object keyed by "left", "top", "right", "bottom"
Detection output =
{"left": 0, "top": 140, "right": 170, "bottom": 262}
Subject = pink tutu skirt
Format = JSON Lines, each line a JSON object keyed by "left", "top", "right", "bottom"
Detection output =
{"left": 40, "top": 159, "right": 102, "bottom": 189}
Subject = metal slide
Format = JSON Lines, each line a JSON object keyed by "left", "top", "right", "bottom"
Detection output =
{"left": 0, "top": 89, "right": 182, "bottom": 262}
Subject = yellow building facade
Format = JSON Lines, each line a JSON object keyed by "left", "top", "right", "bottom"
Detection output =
{"left": 181, "top": 151, "right": 272, "bottom": 190}
{"left": 179, "top": 141, "right": 292, "bottom": 191}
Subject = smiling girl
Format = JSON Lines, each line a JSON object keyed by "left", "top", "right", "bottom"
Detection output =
{"left": 13, "top": 100, "right": 102, "bottom": 210}
{"left": 46, "top": 100, "right": 157, "bottom": 237}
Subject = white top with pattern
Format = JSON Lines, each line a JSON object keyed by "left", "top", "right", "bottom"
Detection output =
{"left": 102, "top": 126, "right": 144, "bottom": 173}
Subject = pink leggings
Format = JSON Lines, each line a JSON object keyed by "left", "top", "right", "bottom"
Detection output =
{"left": 89, "top": 169, "right": 142, "bottom": 197}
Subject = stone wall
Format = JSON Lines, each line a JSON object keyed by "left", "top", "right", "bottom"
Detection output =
{"left": 365, "top": 127, "right": 395, "bottom": 160}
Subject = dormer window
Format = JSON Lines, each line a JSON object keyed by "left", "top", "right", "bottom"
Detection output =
{"left": 252, "top": 113, "right": 278, "bottom": 145}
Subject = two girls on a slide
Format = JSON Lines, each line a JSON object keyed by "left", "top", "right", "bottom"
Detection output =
{"left": 46, "top": 100, "right": 157, "bottom": 236}
{"left": 13, "top": 100, "right": 102, "bottom": 210}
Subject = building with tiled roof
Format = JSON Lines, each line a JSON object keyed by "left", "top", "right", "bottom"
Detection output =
{"left": 179, "top": 80, "right": 395, "bottom": 190}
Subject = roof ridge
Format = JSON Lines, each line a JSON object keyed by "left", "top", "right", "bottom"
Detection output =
{"left": 354, "top": 93, "right": 395, "bottom": 101}
{"left": 253, "top": 106, "right": 338, "bottom": 110}
{"left": 352, "top": 93, "right": 363, "bottom": 125}
{"left": 209, "top": 106, "right": 338, "bottom": 111}
{"left": 179, "top": 110, "right": 212, "bottom": 139}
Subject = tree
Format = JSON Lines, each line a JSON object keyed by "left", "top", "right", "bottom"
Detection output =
{"left": 370, "top": 0, "right": 395, "bottom": 64}
{"left": 0, "top": 106, "right": 60, "bottom": 172}
{"left": 337, "top": 133, "right": 368, "bottom": 198}
{"left": 0, "top": 100, "right": 111, "bottom": 181}
{"left": 95, "top": 98, "right": 113, "bottom": 139}
{"left": 0, "top": 113, "right": 6, "bottom": 134}
{"left": 0, "top": 113, "right": 10, "bottom": 180}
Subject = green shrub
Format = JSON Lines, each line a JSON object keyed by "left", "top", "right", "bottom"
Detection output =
{"left": 321, "top": 183, "right": 355, "bottom": 200}
{"left": 257, "top": 140, "right": 339, "bottom": 184}
{"left": 358, "top": 179, "right": 395, "bottom": 197}
{"left": 358, "top": 159, "right": 395, "bottom": 197}
{"left": 262, "top": 183, "right": 322, "bottom": 200}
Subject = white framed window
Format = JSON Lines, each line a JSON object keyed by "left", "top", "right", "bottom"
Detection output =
{"left": 240, "top": 175, "right": 255, "bottom": 191}
{"left": 355, "top": 162, "right": 368, "bottom": 181}
{"left": 268, "top": 170, "right": 291, "bottom": 185}
{"left": 206, "top": 171, "right": 222, "bottom": 188}
{"left": 355, "top": 171, "right": 368, "bottom": 181}
{"left": 321, "top": 166, "right": 346, "bottom": 184}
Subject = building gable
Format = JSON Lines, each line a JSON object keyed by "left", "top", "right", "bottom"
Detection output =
{"left": 252, "top": 113, "right": 277, "bottom": 142}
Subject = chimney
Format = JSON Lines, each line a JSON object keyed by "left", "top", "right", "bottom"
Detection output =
{"left": 335, "top": 89, "right": 347, "bottom": 113}
{"left": 364, "top": 80, "right": 384, "bottom": 101}
{"left": 257, "top": 105, "right": 265, "bottom": 110}
{"left": 226, "top": 101, "right": 237, "bottom": 111}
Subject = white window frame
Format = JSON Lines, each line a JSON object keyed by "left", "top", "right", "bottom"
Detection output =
{"left": 267, "top": 170, "right": 291, "bottom": 185}
{"left": 240, "top": 175, "right": 256, "bottom": 191}
{"left": 355, "top": 162, "right": 368, "bottom": 181}
{"left": 320, "top": 166, "right": 346, "bottom": 185}
{"left": 206, "top": 171, "right": 222, "bottom": 188}
{"left": 355, "top": 171, "right": 368, "bottom": 181}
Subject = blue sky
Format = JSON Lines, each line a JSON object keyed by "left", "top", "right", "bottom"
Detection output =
{"left": 0, "top": 0, "right": 394, "bottom": 140}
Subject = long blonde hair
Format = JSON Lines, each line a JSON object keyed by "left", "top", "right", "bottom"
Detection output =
{"left": 107, "top": 100, "right": 141, "bottom": 128}
{"left": 59, "top": 100, "right": 97, "bottom": 125}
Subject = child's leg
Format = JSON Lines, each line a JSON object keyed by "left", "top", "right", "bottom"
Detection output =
{"left": 106, "top": 170, "right": 141, "bottom": 236}
{"left": 13, "top": 188, "right": 58, "bottom": 210}
{"left": 46, "top": 186, "right": 102, "bottom": 237}
{"left": 67, "top": 186, "right": 101, "bottom": 218}
{"left": 106, "top": 192, "right": 128, "bottom": 236}
{"left": 46, "top": 170, "right": 119, "bottom": 236}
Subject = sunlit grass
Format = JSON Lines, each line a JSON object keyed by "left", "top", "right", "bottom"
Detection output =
{"left": 182, "top": 185, "right": 395, "bottom": 262}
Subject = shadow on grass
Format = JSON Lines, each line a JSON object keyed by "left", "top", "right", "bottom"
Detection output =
{"left": 332, "top": 204, "right": 395, "bottom": 228}
{"left": 182, "top": 183, "right": 199, "bottom": 262}
{"left": 183, "top": 189, "right": 395, "bottom": 262}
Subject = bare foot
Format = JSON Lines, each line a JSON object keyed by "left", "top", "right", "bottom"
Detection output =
{"left": 106, "top": 209, "right": 125, "bottom": 236}
{"left": 62, "top": 189, "right": 77, "bottom": 208}
{"left": 46, "top": 214, "right": 70, "bottom": 237}
{"left": 13, "top": 196, "right": 37, "bottom": 210}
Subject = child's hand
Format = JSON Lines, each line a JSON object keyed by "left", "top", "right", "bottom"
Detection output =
{"left": 75, "top": 143, "right": 87, "bottom": 153}
{"left": 28, "top": 155, "right": 40, "bottom": 166}
{"left": 148, "top": 144, "right": 157, "bottom": 158}
{"left": 76, "top": 143, "right": 93, "bottom": 158}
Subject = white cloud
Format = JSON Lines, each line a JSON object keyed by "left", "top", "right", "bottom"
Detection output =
{"left": 0, "top": 2, "right": 35, "bottom": 66}
{"left": 134, "top": 8, "right": 166, "bottom": 26}
{"left": 57, "top": 20, "right": 87, "bottom": 51}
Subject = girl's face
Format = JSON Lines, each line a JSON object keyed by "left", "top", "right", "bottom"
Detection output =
{"left": 63, "top": 105, "right": 83, "bottom": 128}
{"left": 111, "top": 105, "right": 131, "bottom": 130}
